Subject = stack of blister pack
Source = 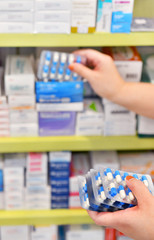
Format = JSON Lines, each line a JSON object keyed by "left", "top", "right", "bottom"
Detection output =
{"left": 78, "top": 168, "right": 154, "bottom": 212}
{"left": 36, "top": 51, "right": 86, "bottom": 136}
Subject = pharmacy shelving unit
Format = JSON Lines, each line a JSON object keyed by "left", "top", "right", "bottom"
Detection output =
{"left": 0, "top": 0, "right": 154, "bottom": 226}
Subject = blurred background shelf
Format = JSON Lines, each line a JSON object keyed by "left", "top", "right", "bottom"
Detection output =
{"left": 0, "top": 32, "right": 154, "bottom": 47}
{"left": 0, "top": 209, "right": 93, "bottom": 226}
{"left": 0, "top": 136, "right": 154, "bottom": 153}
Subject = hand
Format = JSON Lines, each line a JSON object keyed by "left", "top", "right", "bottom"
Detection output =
{"left": 69, "top": 49, "right": 125, "bottom": 101}
{"left": 88, "top": 176, "right": 154, "bottom": 240}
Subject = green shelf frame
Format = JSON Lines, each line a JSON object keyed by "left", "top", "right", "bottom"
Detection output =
{"left": 0, "top": 136, "right": 154, "bottom": 153}
{"left": 0, "top": 32, "right": 154, "bottom": 47}
{"left": 0, "top": 209, "right": 93, "bottom": 226}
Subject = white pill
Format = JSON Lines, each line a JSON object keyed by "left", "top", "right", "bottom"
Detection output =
{"left": 101, "top": 191, "right": 106, "bottom": 200}
{"left": 143, "top": 180, "right": 149, "bottom": 187}
{"left": 110, "top": 183, "right": 115, "bottom": 189}
{"left": 82, "top": 180, "right": 86, "bottom": 187}
{"left": 116, "top": 175, "right": 122, "bottom": 183}
{"left": 68, "top": 54, "right": 75, "bottom": 64}
{"left": 53, "top": 52, "right": 59, "bottom": 62}
{"left": 61, "top": 53, "right": 67, "bottom": 63}
{"left": 65, "top": 75, "right": 70, "bottom": 81}
{"left": 129, "top": 192, "right": 135, "bottom": 201}
{"left": 42, "top": 72, "right": 48, "bottom": 78}
{"left": 107, "top": 172, "right": 113, "bottom": 181}
{"left": 123, "top": 181, "right": 126, "bottom": 187}
{"left": 120, "top": 190, "right": 126, "bottom": 199}
{"left": 98, "top": 177, "right": 102, "bottom": 185}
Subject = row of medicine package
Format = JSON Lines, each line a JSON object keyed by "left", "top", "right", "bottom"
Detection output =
{"left": 0, "top": 0, "right": 135, "bottom": 33}
{"left": 0, "top": 150, "right": 154, "bottom": 210}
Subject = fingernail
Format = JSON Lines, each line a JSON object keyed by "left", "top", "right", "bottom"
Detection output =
{"left": 68, "top": 64, "right": 74, "bottom": 71}
{"left": 126, "top": 176, "right": 135, "bottom": 181}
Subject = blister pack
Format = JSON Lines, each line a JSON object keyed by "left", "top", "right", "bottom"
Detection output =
{"left": 78, "top": 168, "right": 154, "bottom": 212}
{"left": 37, "top": 51, "right": 86, "bottom": 82}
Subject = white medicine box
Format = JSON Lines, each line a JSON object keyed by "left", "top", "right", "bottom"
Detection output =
{"left": 5, "top": 55, "right": 35, "bottom": 95}
{"left": 103, "top": 47, "right": 143, "bottom": 82}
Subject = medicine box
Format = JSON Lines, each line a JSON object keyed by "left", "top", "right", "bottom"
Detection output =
{"left": 71, "top": 0, "right": 97, "bottom": 33}
{"left": 10, "top": 123, "right": 38, "bottom": 137}
{"left": 36, "top": 81, "right": 83, "bottom": 103}
{"left": 76, "top": 99, "right": 104, "bottom": 136}
{"left": 35, "top": 22, "right": 70, "bottom": 34}
{"left": 5, "top": 55, "right": 35, "bottom": 95}
{"left": 0, "top": 12, "right": 33, "bottom": 22}
{"left": 35, "top": 0, "right": 71, "bottom": 11}
{"left": 0, "top": 23, "right": 33, "bottom": 33}
{"left": 1, "top": 226, "right": 30, "bottom": 240}
{"left": 96, "top": 0, "right": 112, "bottom": 32}
{"left": 35, "top": 11, "right": 70, "bottom": 23}
{"left": 37, "top": 103, "right": 83, "bottom": 112}
{"left": 103, "top": 47, "right": 143, "bottom": 83}
{"left": 0, "top": 1, "right": 34, "bottom": 11}
{"left": 8, "top": 95, "right": 35, "bottom": 110}
{"left": 10, "top": 110, "right": 38, "bottom": 124}
{"left": 38, "top": 112, "right": 76, "bottom": 136}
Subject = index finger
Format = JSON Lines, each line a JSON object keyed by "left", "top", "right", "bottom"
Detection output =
{"left": 73, "top": 49, "right": 109, "bottom": 66}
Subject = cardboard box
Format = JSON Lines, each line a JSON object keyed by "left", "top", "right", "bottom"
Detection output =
{"left": 37, "top": 102, "right": 83, "bottom": 112}
{"left": 96, "top": 0, "right": 112, "bottom": 32}
{"left": 103, "top": 47, "right": 143, "bottom": 83}
{"left": 76, "top": 99, "right": 104, "bottom": 136}
{"left": 35, "top": 22, "right": 70, "bottom": 34}
{"left": 1, "top": 226, "right": 30, "bottom": 240}
{"left": 35, "top": 0, "right": 71, "bottom": 11}
{"left": 0, "top": 1, "right": 34, "bottom": 11}
{"left": 0, "top": 22, "right": 33, "bottom": 33}
{"left": 71, "top": 0, "right": 97, "bottom": 33}
{"left": 10, "top": 123, "right": 38, "bottom": 137}
{"left": 8, "top": 95, "right": 35, "bottom": 110}
{"left": 0, "top": 11, "right": 33, "bottom": 22}
{"left": 35, "top": 11, "right": 70, "bottom": 22}
{"left": 5, "top": 55, "right": 35, "bottom": 95}
{"left": 10, "top": 110, "right": 38, "bottom": 123}
{"left": 39, "top": 112, "right": 76, "bottom": 136}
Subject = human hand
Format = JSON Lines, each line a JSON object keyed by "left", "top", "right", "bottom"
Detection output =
{"left": 69, "top": 49, "right": 125, "bottom": 101}
{"left": 88, "top": 176, "right": 154, "bottom": 240}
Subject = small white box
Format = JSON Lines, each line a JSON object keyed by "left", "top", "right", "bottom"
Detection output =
{"left": 35, "top": 0, "right": 71, "bottom": 11}
{"left": 37, "top": 102, "right": 83, "bottom": 112}
{"left": 5, "top": 55, "right": 35, "bottom": 95}
{"left": 66, "top": 225, "right": 105, "bottom": 240}
{"left": 4, "top": 153, "right": 26, "bottom": 168}
{"left": 71, "top": 0, "right": 97, "bottom": 33}
{"left": 31, "top": 225, "right": 58, "bottom": 240}
{"left": 96, "top": 0, "right": 112, "bottom": 32}
{"left": 8, "top": 95, "right": 35, "bottom": 110}
{"left": 91, "top": 151, "right": 120, "bottom": 170}
{"left": 27, "top": 152, "right": 48, "bottom": 175}
{"left": 10, "top": 110, "right": 37, "bottom": 123}
{"left": 76, "top": 99, "right": 104, "bottom": 136}
{"left": 138, "top": 115, "right": 154, "bottom": 135}
{"left": 0, "top": 22, "right": 33, "bottom": 33}
{"left": 69, "top": 195, "right": 80, "bottom": 209}
{"left": 0, "top": 1, "right": 34, "bottom": 11}
{"left": 1, "top": 226, "right": 30, "bottom": 240}
{"left": 0, "top": 129, "right": 10, "bottom": 136}
{"left": 0, "top": 11, "right": 33, "bottom": 22}
{"left": 35, "top": 11, "right": 70, "bottom": 22}
{"left": 35, "top": 22, "right": 70, "bottom": 34}
{"left": 10, "top": 123, "right": 38, "bottom": 137}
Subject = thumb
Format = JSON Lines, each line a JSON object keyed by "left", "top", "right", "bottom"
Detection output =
{"left": 68, "top": 63, "right": 95, "bottom": 83}
{"left": 126, "top": 176, "right": 152, "bottom": 206}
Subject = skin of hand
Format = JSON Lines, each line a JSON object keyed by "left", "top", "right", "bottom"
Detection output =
{"left": 69, "top": 49, "right": 125, "bottom": 101}
{"left": 69, "top": 49, "right": 154, "bottom": 119}
{"left": 87, "top": 176, "right": 154, "bottom": 240}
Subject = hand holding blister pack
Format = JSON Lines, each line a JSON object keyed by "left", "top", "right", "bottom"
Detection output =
{"left": 37, "top": 51, "right": 87, "bottom": 82}
{"left": 78, "top": 168, "right": 154, "bottom": 212}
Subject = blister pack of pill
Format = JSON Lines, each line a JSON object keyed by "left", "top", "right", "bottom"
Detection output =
{"left": 78, "top": 168, "right": 154, "bottom": 212}
{"left": 37, "top": 51, "right": 86, "bottom": 82}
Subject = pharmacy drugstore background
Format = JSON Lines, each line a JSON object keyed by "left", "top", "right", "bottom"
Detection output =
{"left": 0, "top": 0, "right": 154, "bottom": 240}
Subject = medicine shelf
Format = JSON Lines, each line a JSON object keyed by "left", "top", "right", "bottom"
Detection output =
{"left": 0, "top": 136, "right": 154, "bottom": 153}
{"left": 0, "top": 209, "right": 93, "bottom": 226}
{"left": 0, "top": 32, "right": 154, "bottom": 47}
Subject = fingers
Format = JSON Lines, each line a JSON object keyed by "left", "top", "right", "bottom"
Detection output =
{"left": 126, "top": 176, "right": 152, "bottom": 206}
{"left": 88, "top": 209, "right": 129, "bottom": 228}
{"left": 69, "top": 63, "right": 95, "bottom": 83}
{"left": 73, "top": 49, "right": 110, "bottom": 66}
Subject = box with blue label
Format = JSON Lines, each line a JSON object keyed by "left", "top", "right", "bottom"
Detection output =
{"left": 111, "top": 0, "right": 134, "bottom": 33}
{"left": 96, "top": 0, "right": 112, "bottom": 32}
{"left": 36, "top": 81, "right": 83, "bottom": 103}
